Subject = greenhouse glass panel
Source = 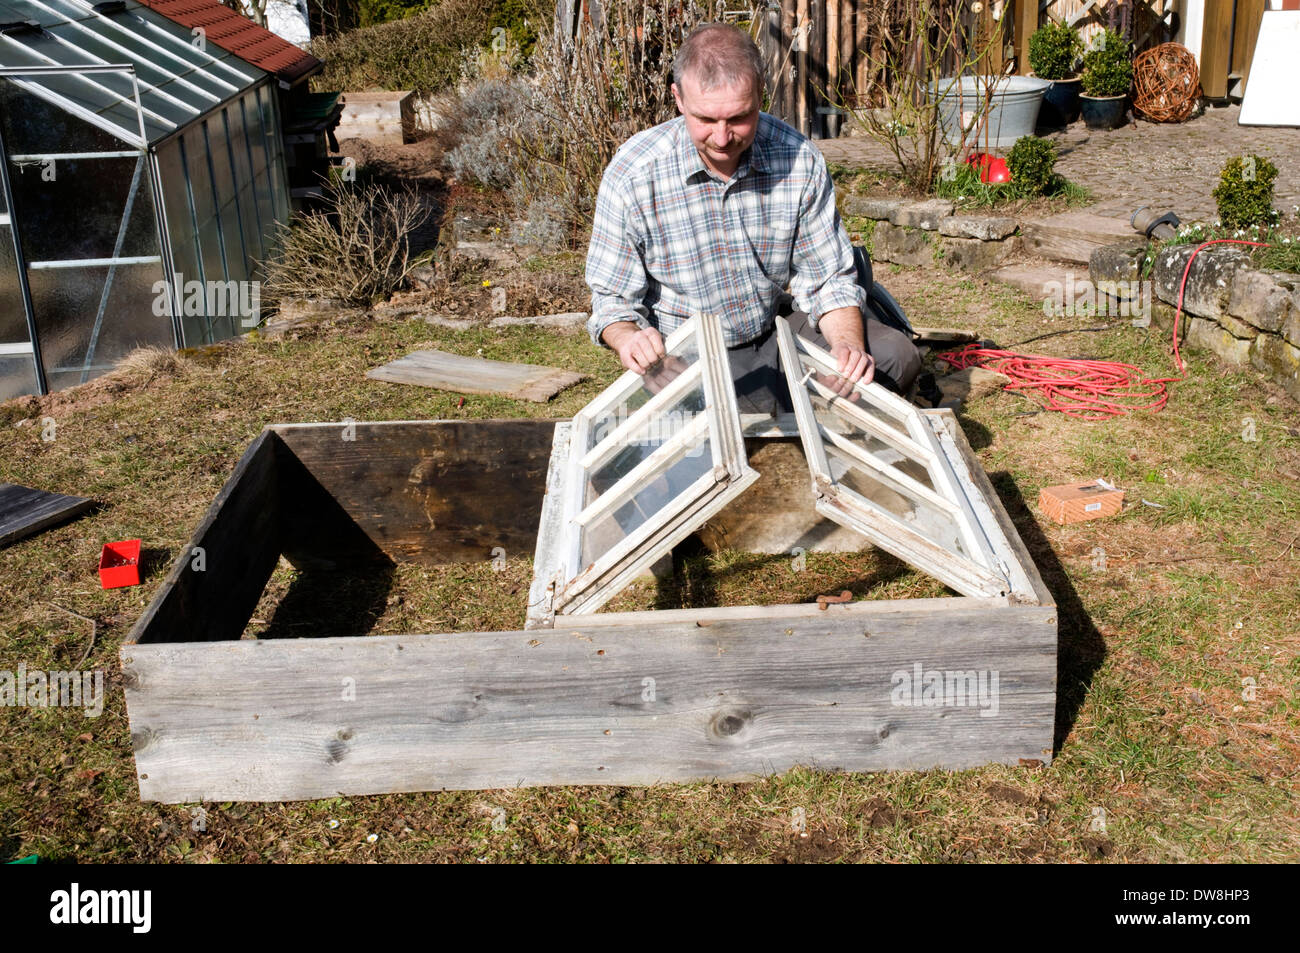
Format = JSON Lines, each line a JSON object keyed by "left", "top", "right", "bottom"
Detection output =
{"left": 0, "top": 225, "right": 29, "bottom": 343}
{"left": 0, "top": 81, "right": 129, "bottom": 156}
{"left": 6, "top": 153, "right": 157, "bottom": 264}
{"left": 26, "top": 260, "right": 169, "bottom": 390}
{"left": 0, "top": 355, "right": 39, "bottom": 402}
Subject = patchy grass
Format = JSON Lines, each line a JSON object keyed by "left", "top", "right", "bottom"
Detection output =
{"left": 1, "top": 255, "right": 1298, "bottom": 863}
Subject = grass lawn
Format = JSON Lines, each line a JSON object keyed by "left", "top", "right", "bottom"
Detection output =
{"left": 1, "top": 252, "right": 1297, "bottom": 863}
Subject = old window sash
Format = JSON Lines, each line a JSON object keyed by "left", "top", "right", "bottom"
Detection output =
{"left": 775, "top": 316, "right": 1035, "bottom": 599}
{"left": 541, "top": 311, "right": 759, "bottom": 618}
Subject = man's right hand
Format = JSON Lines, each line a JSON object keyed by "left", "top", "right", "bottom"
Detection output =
{"left": 602, "top": 322, "right": 667, "bottom": 376}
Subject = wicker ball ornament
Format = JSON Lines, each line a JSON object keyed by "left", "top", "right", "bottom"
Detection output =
{"left": 1133, "top": 42, "right": 1200, "bottom": 122}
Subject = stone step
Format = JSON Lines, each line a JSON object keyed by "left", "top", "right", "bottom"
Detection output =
{"left": 989, "top": 262, "right": 1078, "bottom": 304}
{"left": 1019, "top": 210, "right": 1137, "bottom": 264}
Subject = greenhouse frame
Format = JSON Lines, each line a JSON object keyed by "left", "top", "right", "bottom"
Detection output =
{"left": 0, "top": 0, "right": 318, "bottom": 398}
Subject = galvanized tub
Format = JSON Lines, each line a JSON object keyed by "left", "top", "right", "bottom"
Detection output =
{"left": 932, "top": 75, "right": 1051, "bottom": 149}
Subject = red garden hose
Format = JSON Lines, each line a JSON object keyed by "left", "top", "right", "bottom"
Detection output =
{"left": 939, "top": 238, "right": 1272, "bottom": 420}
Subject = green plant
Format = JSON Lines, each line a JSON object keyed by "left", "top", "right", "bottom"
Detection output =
{"left": 1028, "top": 20, "right": 1083, "bottom": 80}
{"left": 1081, "top": 28, "right": 1133, "bottom": 97}
{"left": 1006, "top": 135, "right": 1057, "bottom": 197}
{"left": 1213, "top": 155, "right": 1280, "bottom": 229}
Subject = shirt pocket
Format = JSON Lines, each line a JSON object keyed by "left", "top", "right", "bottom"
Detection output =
{"left": 755, "top": 217, "right": 795, "bottom": 282}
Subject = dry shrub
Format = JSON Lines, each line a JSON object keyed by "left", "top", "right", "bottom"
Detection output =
{"left": 112, "top": 346, "right": 189, "bottom": 387}
{"left": 505, "top": 0, "right": 761, "bottom": 244}
{"left": 262, "top": 183, "right": 435, "bottom": 307}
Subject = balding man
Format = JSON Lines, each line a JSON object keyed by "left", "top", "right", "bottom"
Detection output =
{"left": 585, "top": 21, "right": 921, "bottom": 412}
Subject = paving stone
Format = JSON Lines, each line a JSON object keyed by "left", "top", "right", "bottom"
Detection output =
{"left": 1227, "top": 269, "right": 1295, "bottom": 334}
{"left": 841, "top": 195, "right": 905, "bottom": 219}
{"left": 890, "top": 199, "right": 954, "bottom": 230}
{"left": 871, "top": 221, "right": 933, "bottom": 266}
{"left": 942, "top": 236, "right": 1019, "bottom": 272}
{"left": 938, "top": 215, "right": 1019, "bottom": 240}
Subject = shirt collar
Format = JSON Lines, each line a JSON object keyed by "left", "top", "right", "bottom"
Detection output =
{"left": 676, "top": 114, "right": 768, "bottom": 185}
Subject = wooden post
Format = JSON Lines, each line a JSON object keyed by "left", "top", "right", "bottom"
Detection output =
{"left": 827, "top": 0, "right": 841, "bottom": 135}
{"left": 1200, "top": 0, "right": 1234, "bottom": 99}
{"left": 1232, "top": 0, "right": 1266, "bottom": 93}
{"left": 783, "top": 0, "right": 797, "bottom": 127}
{"left": 1015, "top": 0, "right": 1037, "bottom": 74}
{"left": 796, "top": 0, "right": 809, "bottom": 135}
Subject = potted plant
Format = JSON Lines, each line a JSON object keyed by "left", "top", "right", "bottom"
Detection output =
{"left": 1029, "top": 19, "right": 1084, "bottom": 129}
{"left": 1079, "top": 28, "right": 1133, "bottom": 130}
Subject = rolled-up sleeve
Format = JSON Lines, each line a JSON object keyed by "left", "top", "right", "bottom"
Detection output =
{"left": 788, "top": 153, "right": 867, "bottom": 330}
{"left": 585, "top": 173, "right": 651, "bottom": 347}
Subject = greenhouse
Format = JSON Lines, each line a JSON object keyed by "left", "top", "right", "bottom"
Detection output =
{"left": 0, "top": 0, "right": 307, "bottom": 398}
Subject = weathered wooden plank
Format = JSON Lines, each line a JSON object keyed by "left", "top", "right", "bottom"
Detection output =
{"left": 272, "top": 420, "right": 556, "bottom": 567}
{"left": 0, "top": 482, "right": 94, "bottom": 548}
{"left": 122, "top": 602, "right": 1057, "bottom": 802}
{"left": 126, "top": 431, "right": 281, "bottom": 645}
{"left": 555, "top": 595, "right": 1002, "bottom": 629}
{"left": 365, "top": 349, "right": 584, "bottom": 402}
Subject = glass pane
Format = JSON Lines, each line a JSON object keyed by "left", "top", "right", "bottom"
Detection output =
{"left": 8, "top": 154, "right": 158, "bottom": 263}
{"left": 27, "top": 262, "right": 170, "bottom": 390}
{"left": 580, "top": 434, "right": 714, "bottom": 568}
{"left": 254, "top": 168, "right": 276, "bottom": 262}
{"left": 0, "top": 354, "right": 39, "bottom": 402}
{"left": 0, "top": 80, "right": 129, "bottom": 155}
{"left": 800, "top": 350, "right": 910, "bottom": 438}
{"left": 243, "top": 94, "right": 267, "bottom": 174}
{"left": 809, "top": 390, "right": 936, "bottom": 492}
{"left": 586, "top": 331, "right": 701, "bottom": 452}
{"left": 586, "top": 378, "right": 707, "bottom": 505}
{"left": 0, "top": 225, "right": 30, "bottom": 343}
{"left": 826, "top": 446, "right": 969, "bottom": 558}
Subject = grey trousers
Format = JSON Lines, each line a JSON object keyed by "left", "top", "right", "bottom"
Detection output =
{"left": 727, "top": 304, "right": 922, "bottom": 415}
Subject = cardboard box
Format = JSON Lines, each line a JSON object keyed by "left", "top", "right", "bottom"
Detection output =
{"left": 1038, "top": 481, "right": 1124, "bottom": 525}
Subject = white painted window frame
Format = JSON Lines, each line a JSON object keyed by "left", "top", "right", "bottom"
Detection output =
{"left": 534, "top": 311, "right": 759, "bottom": 619}
{"left": 776, "top": 316, "right": 1034, "bottom": 599}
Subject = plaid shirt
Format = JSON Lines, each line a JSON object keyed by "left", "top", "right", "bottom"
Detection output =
{"left": 585, "top": 112, "right": 866, "bottom": 349}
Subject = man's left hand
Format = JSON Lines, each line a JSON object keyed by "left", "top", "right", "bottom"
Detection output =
{"left": 818, "top": 307, "right": 874, "bottom": 397}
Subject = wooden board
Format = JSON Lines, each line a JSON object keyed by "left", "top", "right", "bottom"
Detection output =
{"left": 365, "top": 349, "right": 584, "bottom": 402}
{"left": 273, "top": 420, "right": 556, "bottom": 568}
{"left": 0, "top": 483, "right": 94, "bottom": 548}
{"left": 122, "top": 601, "right": 1057, "bottom": 802}
{"left": 126, "top": 432, "right": 281, "bottom": 645}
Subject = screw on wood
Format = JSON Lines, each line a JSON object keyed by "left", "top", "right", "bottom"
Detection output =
{"left": 816, "top": 589, "right": 852, "bottom": 610}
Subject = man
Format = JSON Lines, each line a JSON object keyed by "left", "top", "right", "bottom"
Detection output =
{"left": 585, "top": 21, "right": 921, "bottom": 412}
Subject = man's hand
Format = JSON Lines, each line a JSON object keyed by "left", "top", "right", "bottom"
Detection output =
{"left": 817, "top": 307, "right": 874, "bottom": 398}
{"left": 602, "top": 321, "right": 667, "bottom": 375}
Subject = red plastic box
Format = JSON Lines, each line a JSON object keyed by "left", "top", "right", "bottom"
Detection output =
{"left": 99, "top": 539, "right": 141, "bottom": 589}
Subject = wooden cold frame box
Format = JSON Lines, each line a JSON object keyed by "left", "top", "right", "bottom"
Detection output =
{"left": 122, "top": 416, "right": 1057, "bottom": 804}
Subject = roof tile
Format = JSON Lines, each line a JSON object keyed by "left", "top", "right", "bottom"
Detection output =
{"left": 134, "top": 0, "right": 321, "bottom": 84}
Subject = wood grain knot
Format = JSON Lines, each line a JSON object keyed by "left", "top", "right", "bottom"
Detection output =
{"left": 709, "top": 708, "right": 752, "bottom": 740}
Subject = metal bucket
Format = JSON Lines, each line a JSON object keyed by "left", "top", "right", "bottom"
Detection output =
{"left": 931, "top": 75, "right": 1051, "bottom": 149}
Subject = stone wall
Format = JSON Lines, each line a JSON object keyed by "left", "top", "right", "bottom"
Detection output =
{"left": 1090, "top": 242, "right": 1300, "bottom": 400}
{"left": 840, "top": 195, "right": 1020, "bottom": 273}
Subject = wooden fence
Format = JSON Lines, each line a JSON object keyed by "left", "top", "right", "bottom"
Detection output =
{"left": 756, "top": 0, "right": 1184, "bottom": 139}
